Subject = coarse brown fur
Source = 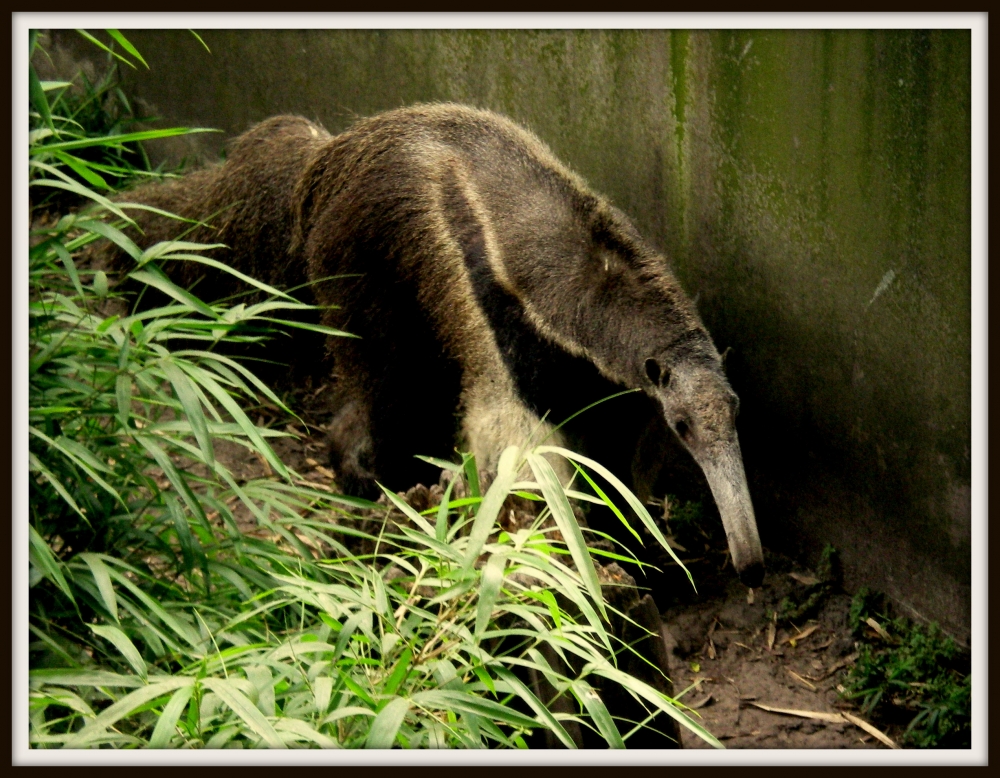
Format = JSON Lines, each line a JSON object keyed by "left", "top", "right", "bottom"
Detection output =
{"left": 104, "top": 103, "right": 764, "bottom": 586}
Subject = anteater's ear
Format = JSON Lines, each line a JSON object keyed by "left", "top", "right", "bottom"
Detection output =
{"left": 720, "top": 346, "right": 732, "bottom": 372}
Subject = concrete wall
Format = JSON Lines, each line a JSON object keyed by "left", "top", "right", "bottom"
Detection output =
{"left": 45, "top": 28, "right": 971, "bottom": 636}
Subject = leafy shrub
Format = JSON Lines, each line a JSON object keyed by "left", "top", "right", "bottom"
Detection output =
{"left": 842, "top": 590, "right": 971, "bottom": 749}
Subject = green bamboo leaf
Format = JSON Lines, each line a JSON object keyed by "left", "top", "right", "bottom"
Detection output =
{"left": 463, "top": 452, "right": 481, "bottom": 498}
{"left": 129, "top": 267, "right": 217, "bottom": 320}
{"left": 182, "top": 368, "right": 290, "bottom": 480}
{"left": 381, "top": 648, "right": 413, "bottom": 699}
{"left": 29, "top": 62, "right": 53, "bottom": 131}
{"left": 36, "top": 126, "right": 219, "bottom": 154}
{"left": 52, "top": 150, "right": 108, "bottom": 189}
{"left": 537, "top": 445, "right": 694, "bottom": 589}
{"left": 62, "top": 678, "right": 195, "bottom": 748}
{"left": 314, "top": 676, "right": 333, "bottom": 716}
{"left": 475, "top": 553, "right": 507, "bottom": 640}
{"left": 106, "top": 30, "right": 148, "bottom": 67}
{"left": 75, "top": 218, "right": 143, "bottom": 261}
{"left": 527, "top": 451, "right": 608, "bottom": 623}
{"left": 274, "top": 718, "right": 340, "bottom": 748}
{"left": 175, "top": 352, "right": 291, "bottom": 417}
{"left": 134, "top": 435, "right": 210, "bottom": 528}
{"left": 333, "top": 611, "right": 366, "bottom": 664}
{"left": 78, "top": 552, "right": 119, "bottom": 623}
{"left": 161, "top": 357, "right": 214, "bottom": 465}
{"left": 493, "top": 666, "right": 578, "bottom": 748}
{"left": 365, "top": 696, "right": 410, "bottom": 749}
{"left": 30, "top": 428, "right": 123, "bottom": 506}
{"left": 189, "top": 30, "right": 211, "bottom": 52}
{"left": 593, "top": 665, "right": 724, "bottom": 749}
{"left": 414, "top": 454, "right": 462, "bottom": 473}
{"left": 148, "top": 685, "right": 194, "bottom": 748}
{"left": 570, "top": 679, "right": 625, "bottom": 748}
{"left": 28, "top": 524, "right": 75, "bottom": 605}
{"left": 209, "top": 562, "right": 254, "bottom": 601}
{"left": 32, "top": 688, "right": 95, "bottom": 719}
{"left": 435, "top": 475, "right": 456, "bottom": 543}
{"left": 411, "top": 689, "right": 540, "bottom": 730}
{"left": 28, "top": 452, "right": 87, "bottom": 523}
{"left": 88, "top": 624, "right": 147, "bottom": 680}
{"left": 74, "top": 29, "right": 139, "bottom": 69}
{"left": 164, "top": 492, "right": 200, "bottom": 577}
{"left": 201, "top": 677, "right": 286, "bottom": 749}
{"left": 571, "top": 461, "right": 641, "bottom": 543}
{"left": 462, "top": 445, "right": 519, "bottom": 572}
{"left": 29, "top": 177, "right": 133, "bottom": 223}
{"left": 30, "top": 669, "right": 147, "bottom": 688}
{"left": 255, "top": 317, "right": 357, "bottom": 338}
{"left": 379, "top": 485, "right": 436, "bottom": 537}
{"left": 101, "top": 560, "right": 203, "bottom": 648}
{"left": 152, "top": 250, "right": 297, "bottom": 301}
{"left": 338, "top": 669, "right": 376, "bottom": 708}
{"left": 115, "top": 371, "right": 132, "bottom": 431}
{"left": 92, "top": 270, "right": 108, "bottom": 298}
{"left": 50, "top": 241, "right": 84, "bottom": 297}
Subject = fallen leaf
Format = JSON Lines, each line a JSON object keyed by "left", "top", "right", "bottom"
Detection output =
{"left": 746, "top": 587, "right": 755, "bottom": 605}
{"left": 766, "top": 618, "right": 776, "bottom": 651}
{"left": 841, "top": 711, "right": 900, "bottom": 749}
{"left": 305, "top": 457, "right": 319, "bottom": 467}
{"left": 865, "top": 617, "right": 893, "bottom": 642}
{"left": 690, "top": 694, "right": 714, "bottom": 710}
{"left": 789, "top": 572, "right": 821, "bottom": 586}
{"left": 782, "top": 623, "right": 821, "bottom": 646}
{"left": 690, "top": 661, "right": 701, "bottom": 673}
{"left": 296, "top": 479, "right": 334, "bottom": 493}
{"left": 314, "top": 465, "right": 336, "bottom": 480}
{"left": 707, "top": 639, "right": 716, "bottom": 660}
{"left": 747, "top": 702, "right": 843, "bottom": 723}
{"left": 786, "top": 668, "right": 817, "bottom": 691}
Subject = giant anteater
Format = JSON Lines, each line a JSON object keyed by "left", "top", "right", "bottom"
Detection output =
{"left": 107, "top": 104, "right": 764, "bottom": 587}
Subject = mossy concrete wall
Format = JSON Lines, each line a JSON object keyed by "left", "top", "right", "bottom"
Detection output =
{"left": 51, "top": 29, "right": 971, "bottom": 635}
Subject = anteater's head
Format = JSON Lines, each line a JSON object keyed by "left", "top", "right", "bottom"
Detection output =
{"left": 641, "top": 352, "right": 765, "bottom": 589}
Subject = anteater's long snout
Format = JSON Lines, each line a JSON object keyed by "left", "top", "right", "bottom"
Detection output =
{"left": 699, "top": 441, "right": 765, "bottom": 588}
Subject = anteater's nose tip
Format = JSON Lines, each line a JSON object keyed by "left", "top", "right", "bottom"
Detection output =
{"left": 738, "top": 561, "right": 765, "bottom": 589}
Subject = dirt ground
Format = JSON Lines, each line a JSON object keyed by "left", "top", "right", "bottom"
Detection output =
{"left": 216, "top": 379, "right": 898, "bottom": 751}
{"left": 660, "top": 565, "right": 888, "bottom": 749}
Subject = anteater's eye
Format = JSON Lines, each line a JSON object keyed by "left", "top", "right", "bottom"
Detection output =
{"left": 644, "top": 358, "right": 661, "bottom": 385}
{"left": 675, "top": 418, "right": 691, "bottom": 440}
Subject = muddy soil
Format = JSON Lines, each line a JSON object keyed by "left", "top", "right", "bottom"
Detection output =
{"left": 217, "top": 377, "right": 898, "bottom": 750}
